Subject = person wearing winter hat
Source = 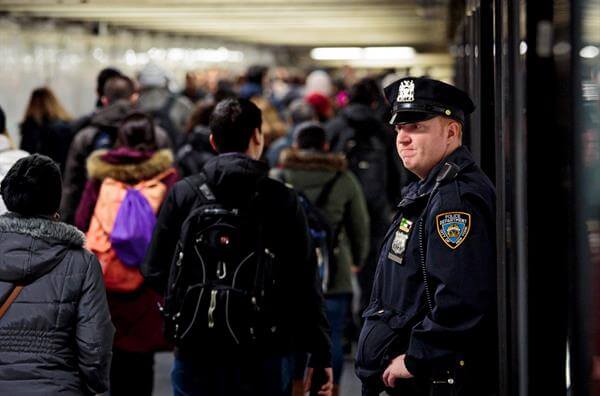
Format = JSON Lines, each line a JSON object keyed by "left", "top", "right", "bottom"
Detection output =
{"left": 136, "top": 62, "right": 193, "bottom": 148}
{"left": 0, "top": 105, "right": 29, "bottom": 214}
{"left": 305, "top": 92, "right": 334, "bottom": 123}
{"left": 0, "top": 154, "right": 114, "bottom": 394}
{"left": 305, "top": 70, "right": 334, "bottom": 97}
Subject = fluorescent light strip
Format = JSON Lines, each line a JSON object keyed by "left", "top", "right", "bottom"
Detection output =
{"left": 310, "top": 47, "right": 363, "bottom": 60}
{"left": 311, "top": 46, "right": 415, "bottom": 61}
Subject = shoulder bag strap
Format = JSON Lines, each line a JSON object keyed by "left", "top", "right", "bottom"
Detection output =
{"left": 314, "top": 171, "right": 343, "bottom": 208}
{"left": 0, "top": 285, "right": 24, "bottom": 321}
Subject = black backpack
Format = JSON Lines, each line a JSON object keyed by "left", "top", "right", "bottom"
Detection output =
{"left": 161, "top": 173, "right": 279, "bottom": 349}
{"left": 331, "top": 114, "right": 388, "bottom": 204}
{"left": 285, "top": 172, "right": 343, "bottom": 293}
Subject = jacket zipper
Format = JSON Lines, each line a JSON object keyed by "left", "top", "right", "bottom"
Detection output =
{"left": 418, "top": 218, "right": 434, "bottom": 314}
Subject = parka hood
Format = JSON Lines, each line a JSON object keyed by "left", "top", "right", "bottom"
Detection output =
{"left": 279, "top": 148, "right": 347, "bottom": 172}
{"left": 87, "top": 148, "right": 174, "bottom": 182}
{"left": 202, "top": 153, "right": 269, "bottom": 204}
{"left": 0, "top": 213, "right": 85, "bottom": 283}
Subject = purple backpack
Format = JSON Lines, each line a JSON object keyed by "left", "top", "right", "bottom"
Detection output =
{"left": 110, "top": 188, "right": 156, "bottom": 268}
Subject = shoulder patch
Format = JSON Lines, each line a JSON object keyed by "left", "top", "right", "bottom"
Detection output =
{"left": 436, "top": 211, "right": 471, "bottom": 249}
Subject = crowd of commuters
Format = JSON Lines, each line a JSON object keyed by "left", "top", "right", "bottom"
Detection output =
{"left": 0, "top": 63, "right": 496, "bottom": 396}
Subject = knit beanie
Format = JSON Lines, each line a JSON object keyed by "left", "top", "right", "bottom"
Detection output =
{"left": 0, "top": 154, "right": 62, "bottom": 217}
{"left": 138, "top": 63, "right": 168, "bottom": 88}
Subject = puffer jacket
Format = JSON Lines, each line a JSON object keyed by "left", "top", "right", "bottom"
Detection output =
{"left": 270, "top": 149, "right": 370, "bottom": 294}
{"left": 60, "top": 99, "right": 173, "bottom": 225}
{"left": 0, "top": 213, "right": 114, "bottom": 395}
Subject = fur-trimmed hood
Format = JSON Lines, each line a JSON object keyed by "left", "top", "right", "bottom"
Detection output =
{"left": 87, "top": 149, "right": 174, "bottom": 182}
{"left": 279, "top": 148, "right": 347, "bottom": 172}
{"left": 0, "top": 213, "right": 85, "bottom": 282}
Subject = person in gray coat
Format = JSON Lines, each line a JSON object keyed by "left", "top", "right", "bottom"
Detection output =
{"left": 0, "top": 154, "right": 114, "bottom": 395}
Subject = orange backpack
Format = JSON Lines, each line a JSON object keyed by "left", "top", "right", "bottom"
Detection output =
{"left": 86, "top": 168, "right": 175, "bottom": 292}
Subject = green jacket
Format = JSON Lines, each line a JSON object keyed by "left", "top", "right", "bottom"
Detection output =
{"left": 270, "top": 149, "right": 370, "bottom": 295}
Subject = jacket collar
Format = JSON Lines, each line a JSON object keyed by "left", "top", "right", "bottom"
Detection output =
{"left": 90, "top": 99, "right": 133, "bottom": 130}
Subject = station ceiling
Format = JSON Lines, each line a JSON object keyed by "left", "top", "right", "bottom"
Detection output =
{"left": 0, "top": 0, "right": 449, "bottom": 49}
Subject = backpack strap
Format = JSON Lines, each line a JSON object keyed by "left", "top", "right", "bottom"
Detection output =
{"left": 183, "top": 172, "right": 216, "bottom": 204}
{"left": 314, "top": 171, "right": 343, "bottom": 209}
{"left": 0, "top": 285, "right": 24, "bottom": 321}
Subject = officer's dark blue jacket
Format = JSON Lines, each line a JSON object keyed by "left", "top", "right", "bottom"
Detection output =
{"left": 357, "top": 146, "right": 496, "bottom": 385}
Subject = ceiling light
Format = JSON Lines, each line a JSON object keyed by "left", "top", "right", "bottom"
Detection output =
{"left": 580, "top": 45, "right": 599, "bottom": 59}
{"left": 311, "top": 46, "right": 416, "bottom": 61}
{"left": 310, "top": 47, "right": 363, "bottom": 60}
{"left": 363, "top": 47, "right": 415, "bottom": 60}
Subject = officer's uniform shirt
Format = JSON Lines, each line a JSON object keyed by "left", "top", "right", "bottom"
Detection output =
{"left": 363, "top": 145, "right": 496, "bottom": 378}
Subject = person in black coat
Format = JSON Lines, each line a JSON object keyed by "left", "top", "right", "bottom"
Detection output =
{"left": 175, "top": 99, "right": 217, "bottom": 177}
{"left": 0, "top": 154, "right": 114, "bottom": 395}
{"left": 142, "top": 98, "right": 333, "bottom": 396}
{"left": 356, "top": 78, "right": 497, "bottom": 396}
{"left": 19, "top": 87, "right": 74, "bottom": 172}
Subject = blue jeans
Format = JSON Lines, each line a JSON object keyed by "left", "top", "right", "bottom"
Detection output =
{"left": 171, "top": 353, "right": 294, "bottom": 396}
{"left": 325, "top": 294, "right": 350, "bottom": 384}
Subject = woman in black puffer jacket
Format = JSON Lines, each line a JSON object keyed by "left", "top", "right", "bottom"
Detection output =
{"left": 0, "top": 154, "right": 114, "bottom": 395}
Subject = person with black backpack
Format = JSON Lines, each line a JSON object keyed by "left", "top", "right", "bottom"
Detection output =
{"left": 142, "top": 98, "right": 333, "bottom": 396}
{"left": 270, "top": 122, "right": 370, "bottom": 396}
{"left": 326, "top": 78, "right": 406, "bottom": 317}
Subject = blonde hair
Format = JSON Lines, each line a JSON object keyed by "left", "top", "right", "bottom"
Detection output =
{"left": 23, "top": 87, "right": 72, "bottom": 124}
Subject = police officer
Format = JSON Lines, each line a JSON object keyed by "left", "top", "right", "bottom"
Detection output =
{"left": 355, "top": 77, "right": 497, "bottom": 396}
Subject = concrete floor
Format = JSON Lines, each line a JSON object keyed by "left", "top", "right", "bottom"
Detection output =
{"left": 153, "top": 351, "right": 363, "bottom": 396}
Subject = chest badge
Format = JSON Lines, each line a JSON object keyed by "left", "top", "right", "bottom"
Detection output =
{"left": 436, "top": 212, "right": 471, "bottom": 249}
{"left": 388, "top": 218, "right": 413, "bottom": 264}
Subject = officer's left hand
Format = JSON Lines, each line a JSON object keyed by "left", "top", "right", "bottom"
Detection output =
{"left": 382, "top": 354, "right": 414, "bottom": 388}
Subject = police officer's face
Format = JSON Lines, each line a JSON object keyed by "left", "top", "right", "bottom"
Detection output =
{"left": 395, "top": 116, "right": 459, "bottom": 179}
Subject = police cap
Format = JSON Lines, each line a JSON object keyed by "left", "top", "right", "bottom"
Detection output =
{"left": 383, "top": 77, "right": 475, "bottom": 125}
